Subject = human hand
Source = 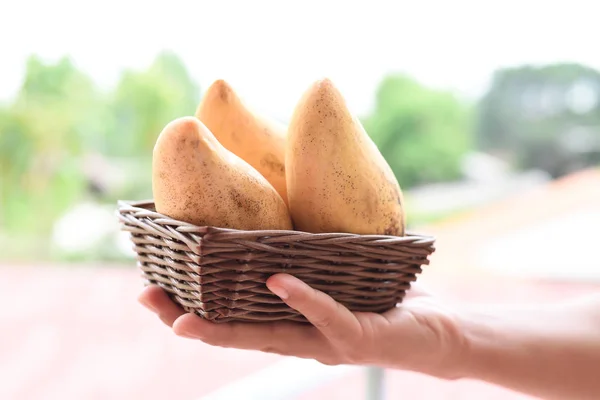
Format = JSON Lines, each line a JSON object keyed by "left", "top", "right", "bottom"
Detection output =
{"left": 138, "top": 274, "right": 466, "bottom": 379}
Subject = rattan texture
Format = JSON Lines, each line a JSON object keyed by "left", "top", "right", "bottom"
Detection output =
{"left": 118, "top": 200, "right": 436, "bottom": 323}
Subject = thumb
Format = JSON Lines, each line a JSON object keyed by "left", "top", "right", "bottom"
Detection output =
{"left": 266, "top": 274, "right": 362, "bottom": 345}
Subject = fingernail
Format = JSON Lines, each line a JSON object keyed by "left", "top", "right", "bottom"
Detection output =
{"left": 173, "top": 317, "right": 206, "bottom": 339}
{"left": 138, "top": 298, "right": 158, "bottom": 313}
{"left": 269, "top": 285, "right": 289, "bottom": 300}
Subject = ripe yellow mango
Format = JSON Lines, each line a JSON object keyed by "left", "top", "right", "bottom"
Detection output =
{"left": 286, "top": 79, "right": 405, "bottom": 235}
{"left": 152, "top": 117, "right": 292, "bottom": 230}
{"left": 195, "top": 79, "right": 288, "bottom": 204}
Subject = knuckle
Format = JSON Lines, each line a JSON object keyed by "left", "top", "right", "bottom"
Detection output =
{"left": 310, "top": 298, "right": 344, "bottom": 329}
{"left": 311, "top": 315, "right": 332, "bottom": 329}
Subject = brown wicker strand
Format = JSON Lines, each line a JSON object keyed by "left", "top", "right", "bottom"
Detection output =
{"left": 118, "top": 200, "right": 435, "bottom": 323}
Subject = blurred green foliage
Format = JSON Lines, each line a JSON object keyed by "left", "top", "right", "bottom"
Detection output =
{"left": 0, "top": 51, "right": 199, "bottom": 259}
{"left": 1, "top": 53, "right": 598, "bottom": 262}
{"left": 1, "top": 56, "right": 93, "bottom": 234}
{"left": 363, "top": 75, "right": 472, "bottom": 188}
{"left": 110, "top": 52, "right": 200, "bottom": 157}
{"left": 477, "top": 63, "right": 600, "bottom": 176}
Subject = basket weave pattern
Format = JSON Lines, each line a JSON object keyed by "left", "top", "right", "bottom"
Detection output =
{"left": 118, "top": 200, "right": 436, "bottom": 323}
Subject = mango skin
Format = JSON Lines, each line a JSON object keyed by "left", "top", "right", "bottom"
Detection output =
{"left": 152, "top": 116, "right": 292, "bottom": 231}
{"left": 195, "top": 79, "right": 288, "bottom": 204}
{"left": 286, "top": 79, "right": 405, "bottom": 236}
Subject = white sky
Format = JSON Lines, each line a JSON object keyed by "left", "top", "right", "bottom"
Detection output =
{"left": 1, "top": 0, "right": 599, "bottom": 120}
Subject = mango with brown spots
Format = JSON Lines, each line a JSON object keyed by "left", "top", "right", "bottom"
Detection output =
{"left": 195, "top": 79, "right": 289, "bottom": 205}
{"left": 286, "top": 79, "right": 405, "bottom": 236}
{"left": 152, "top": 116, "right": 292, "bottom": 230}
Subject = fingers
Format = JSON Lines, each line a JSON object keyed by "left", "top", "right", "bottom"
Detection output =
{"left": 266, "top": 274, "right": 362, "bottom": 346}
{"left": 172, "top": 313, "right": 331, "bottom": 359}
{"left": 139, "top": 276, "right": 365, "bottom": 363}
{"left": 138, "top": 285, "right": 185, "bottom": 327}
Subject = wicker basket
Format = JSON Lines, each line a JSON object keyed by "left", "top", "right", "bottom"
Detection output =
{"left": 118, "top": 200, "right": 435, "bottom": 323}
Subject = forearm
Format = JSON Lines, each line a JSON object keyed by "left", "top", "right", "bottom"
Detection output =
{"left": 457, "top": 294, "right": 600, "bottom": 400}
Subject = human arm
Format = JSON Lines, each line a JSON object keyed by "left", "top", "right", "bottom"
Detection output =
{"left": 138, "top": 273, "right": 600, "bottom": 399}
{"left": 457, "top": 294, "right": 600, "bottom": 400}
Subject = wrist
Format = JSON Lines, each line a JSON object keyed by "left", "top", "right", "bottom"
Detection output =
{"left": 450, "top": 300, "right": 600, "bottom": 400}
{"left": 404, "top": 304, "right": 475, "bottom": 381}
{"left": 436, "top": 306, "right": 482, "bottom": 381}
{"left": 452, "top": 304, "right": 537, "bottom": 382}
{"left": 453, "top": 306, "right": 499, "bottom": 380}
{"left": 436, "top": 303, "right": 518, "bottom": 381}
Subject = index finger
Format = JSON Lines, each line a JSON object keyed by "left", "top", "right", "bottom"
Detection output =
{"left": 172, "top": 312, "right": 330, "bottom": 359}
{"left": 266, "top": 274, "right": 362, "bottom": 346}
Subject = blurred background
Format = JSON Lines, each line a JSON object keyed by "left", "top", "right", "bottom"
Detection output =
{"left": 1, "top": 0, "right": 599, "bottom": 399}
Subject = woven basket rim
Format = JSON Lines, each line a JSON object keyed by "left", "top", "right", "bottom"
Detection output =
{"left": 118, "top": 199, "right": 436, "bottom": 322}
{"left": 117, "top": 199, "right": 435, "bottom": 243}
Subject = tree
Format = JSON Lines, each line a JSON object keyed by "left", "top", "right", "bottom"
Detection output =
{"left": 109, "top": 51, "right": 200, "bottom": 157}
{"left": 0, "top": 56, "right": 97, "bottom": 233}
{"left": 102, "top": 51, "right": 201, "bottom": 200}
{"left": 363, "top": 74, "right": 472, "bottom": 188}
{"left": 476, "top": 63, "right": 600, "bottom": 177}
{"left": 0, "top": 51, "right": 202, "bottom": 259}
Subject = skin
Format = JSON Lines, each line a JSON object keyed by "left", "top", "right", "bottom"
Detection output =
{"left": 286, "top": 78, "right": 405, "bottom": 235}
{"left": 195, "top": 79, "right": 288, "bottom": 204}
{"left": 152, "top": 116, "right": 292, "bottom": 230}
{"left": 139, "top": 275, "right": 600, "bottom": 400}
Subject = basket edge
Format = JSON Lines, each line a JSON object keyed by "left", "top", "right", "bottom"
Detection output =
{"left": 116, "top": 199, "right": 437, "bottom": 242}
